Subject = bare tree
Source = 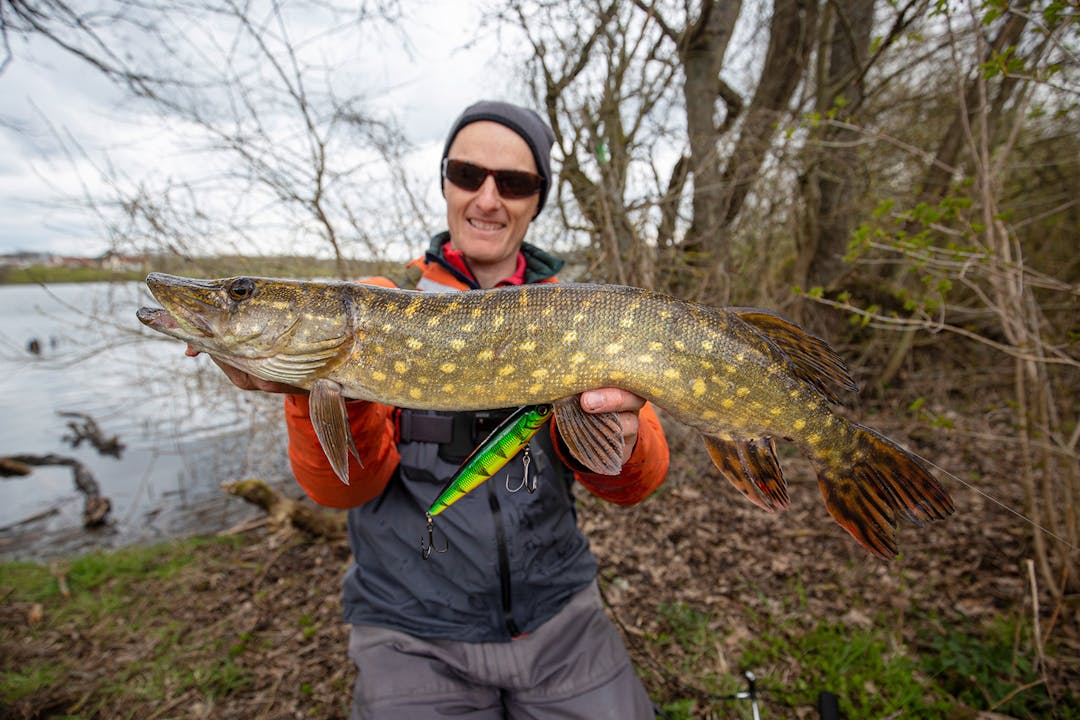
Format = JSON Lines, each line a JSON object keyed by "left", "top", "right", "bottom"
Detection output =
{"left": 1, "top": 0, "right": 424, "bottom": 277}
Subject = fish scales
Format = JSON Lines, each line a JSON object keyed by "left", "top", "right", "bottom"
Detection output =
{"left": 342, "top": 283, "right": 816, "bottom": 434}
{"left": 138, "top": 273, "right": 955, "bottom": 559}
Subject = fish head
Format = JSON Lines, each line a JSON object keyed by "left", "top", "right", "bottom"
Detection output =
{"left": 137, "top": 272, "right": 349, "bottom": 385}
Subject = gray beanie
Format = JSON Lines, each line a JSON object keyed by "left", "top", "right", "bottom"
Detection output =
{"left": 441, "top": 100, "right": 556, "bottom": 216}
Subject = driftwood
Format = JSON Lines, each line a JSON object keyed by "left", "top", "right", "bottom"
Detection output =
{"left": 0, "top": 454, "right": 111, "bottom": 527}
{"left": 221, "top": 479, "right": 345, "bottom": 539}
{"left": 58, "top": 411, "right": 125, "bottom": 458}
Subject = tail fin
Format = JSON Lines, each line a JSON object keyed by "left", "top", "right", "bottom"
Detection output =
{"left": 811, "top": 424, "right": 955, "bottom": 559}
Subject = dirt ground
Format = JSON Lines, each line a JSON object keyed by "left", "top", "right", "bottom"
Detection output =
{"left": 2, "top": 407, "right": 1077, "bottom": 719}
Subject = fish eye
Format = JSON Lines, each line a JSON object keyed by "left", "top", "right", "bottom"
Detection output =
{"left": 228, "top": 278, "right": 256, "bottom": 301}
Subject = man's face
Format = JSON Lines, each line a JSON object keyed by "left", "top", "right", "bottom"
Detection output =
{"left": 444, "top": 121, "right": 541, "bottom": 272}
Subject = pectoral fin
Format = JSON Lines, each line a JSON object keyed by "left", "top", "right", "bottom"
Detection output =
{"left": 702, "top": 434, "right": 789, "bottom": 512}
{"left": 553, "top": 396, "right": 624, "bottom": 475}
{"left": 309, "top": 378, "right": 363, "bottom": 485}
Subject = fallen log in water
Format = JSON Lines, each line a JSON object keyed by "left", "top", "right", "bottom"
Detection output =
{"left": 58, "top": 411, "right": 125, "bottom": 458}
{"left": 0, "top": 454, "right": 112, "bottom": 527}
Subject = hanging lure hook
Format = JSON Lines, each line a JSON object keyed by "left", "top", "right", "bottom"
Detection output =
{"left": 505, "top": 445, "right": 536, "bottom": 494}
{"left": 420, "top": 512, "right": 448, "bottom": 559}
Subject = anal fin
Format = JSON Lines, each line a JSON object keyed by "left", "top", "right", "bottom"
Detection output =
{"left": 553, "top": 396, "right": 624, "bottom": 475}
{"left": 309, "top": 378, "right": 364, "bottom": 485}
{"left": 702, "top": 434, "right": 790, "bottom": 512}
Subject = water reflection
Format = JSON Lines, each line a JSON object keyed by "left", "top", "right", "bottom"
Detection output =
{"left": 0, "top": 282, "right": 292, "bottom": 560}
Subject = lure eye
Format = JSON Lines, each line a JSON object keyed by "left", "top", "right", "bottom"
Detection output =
{"left": 227, "top": 278, "right": 255, "bottom": 302}
{"left": 537, "top": 405, "right": 552, "bottom": 417}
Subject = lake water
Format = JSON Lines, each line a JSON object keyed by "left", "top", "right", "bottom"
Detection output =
{"left": 0, "top": 281, "right": 293, "bottom": 560}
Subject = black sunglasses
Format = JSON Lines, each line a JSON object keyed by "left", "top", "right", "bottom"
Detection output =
{"left": 442, "top": 158, "right": 543, "bottom": 199}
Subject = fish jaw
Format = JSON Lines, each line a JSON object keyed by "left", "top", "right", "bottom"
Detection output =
{"left": 137, "top": 272, "right": 352, "bottom": 388}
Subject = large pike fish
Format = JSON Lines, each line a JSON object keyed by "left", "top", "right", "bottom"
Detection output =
{"left": 137, "top": 272, "right": 954, "bottom": 558}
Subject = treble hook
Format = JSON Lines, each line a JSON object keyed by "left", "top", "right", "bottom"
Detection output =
{"left": 505, "top": 445, "right": 536, "bottom": 493}
{"left": 420, "top": 512, "right": 448, "bottom": 559}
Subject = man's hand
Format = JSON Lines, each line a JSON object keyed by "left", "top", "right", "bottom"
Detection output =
{"left": 579, "top": 388, "right": 644, "bottom": 465}
{"left": 187, "top": 344, "right": 307, "bottom": 395}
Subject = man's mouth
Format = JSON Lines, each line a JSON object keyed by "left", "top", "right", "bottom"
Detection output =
{"left": 468, "top": 218, "right": 505, "bottom": 232}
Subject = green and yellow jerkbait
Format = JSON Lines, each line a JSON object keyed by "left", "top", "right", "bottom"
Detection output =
{"left": 138, "top": 273, "right": 955, "bottom": 559}
{"left": 427, "top": 404, "right": 552, "bottom": 517}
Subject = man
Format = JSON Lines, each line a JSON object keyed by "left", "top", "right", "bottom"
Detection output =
{"left": 203, "top": 100, "right": 670, "bottom": 719}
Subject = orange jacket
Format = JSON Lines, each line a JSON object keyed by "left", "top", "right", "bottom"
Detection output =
{"left": 285, "top": 255, "right": 670, "bottom": 509}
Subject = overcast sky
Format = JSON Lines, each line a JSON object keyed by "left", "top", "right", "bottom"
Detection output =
{"left": 0, "top": 1, "right": 529, "bottom": 258}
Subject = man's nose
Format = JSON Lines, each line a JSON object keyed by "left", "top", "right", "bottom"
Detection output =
{"left": 475, "top": 175, "right": 501, "bottom": 207}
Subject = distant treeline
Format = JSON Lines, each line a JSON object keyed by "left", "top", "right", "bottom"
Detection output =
{"left": 0, "top": 255, "right": 402, "bottom": 285}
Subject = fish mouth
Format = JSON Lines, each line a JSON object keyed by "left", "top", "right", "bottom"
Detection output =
{"left": 138, "top": 273, "right": 220, "bottom": 338}
{"left": 136, "top": 306, "right": 180, "bottom": 331}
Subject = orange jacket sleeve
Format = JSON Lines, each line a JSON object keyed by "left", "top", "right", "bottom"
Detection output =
{"left": 554, "top": 402, "right": 669, "bottom": 505}
{"left": 284, "top": 394, "right": 400, "bottom": 509}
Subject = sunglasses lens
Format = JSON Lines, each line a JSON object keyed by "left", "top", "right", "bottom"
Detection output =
{"left": 494, "top": 171, "right": 543, "bottom": 199}
{"left": 444, "top": 160, "right": 486, "bottom": 191}
{"left": 444, "top": 160, "right": 542, "bottom": 199}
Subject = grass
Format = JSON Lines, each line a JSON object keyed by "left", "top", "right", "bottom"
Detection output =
{"left": 643, "top": 585, "right": 1073, "bottom": 719}
{"left": 0, "top": 537, "right": 253, "bottom": 713}
{"left": 3, "top": 535, "right": 1075, "bottom": 719}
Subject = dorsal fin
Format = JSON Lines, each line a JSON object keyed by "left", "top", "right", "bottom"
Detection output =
{"left": 732, "top": 308, "right": 858, "bottom": 403}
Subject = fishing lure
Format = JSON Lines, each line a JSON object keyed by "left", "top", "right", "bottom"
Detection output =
{"left": 426, "top": 404, "right": 553, "bottom": 518}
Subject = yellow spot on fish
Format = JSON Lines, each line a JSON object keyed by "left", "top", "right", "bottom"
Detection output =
{"left": 450, "top": 338, "right": 466, "bottom": 351}
{"left": 605, "top": 342, "right": 623, "bottom": 355}
{"left": 725, "top": 364, "right": 737, "bottom": 374}
{"left": 493, "top": 315, "right": 505, "bottom": 329}
{"left": 521, "top": 340, "right": 537, "bottom": 352}
{"left": 703, "top": 410, "right": 718, "bottom": 420}
{"left": 561, "top": 374, "right": 577, "bottom": 386}
{"left": 770, "top": 407, "right": 783, "bottom": 416}
{"left": 790, "top": 390, "right": 801, "bottom": 398}
{"left": 541, "top": 306, "right": 554, "bottom": 317}
{"left": 569, "top": 352, "right": 586, "bottom": 364}
{"left": 649, "top": 341, "right": 663, "bottom": 351}
{"left": 663, "top": 367, "right": 680, "bottom": 380}
{"left": 472, "top": 308, "right": 483, "bottom": 318}
{"left": 498, "top": 365, "right": 515, "bottom": 377}
{"left": 527, "top": 383, "right": 542, "bottom": 394}
{"left": 427, "top": 317, "right": 440, "bottom": 327}
{"left": 442, "top": 384, "right": 456, "bottom": 394}
{"left": 693, "top": 378, "right": 706, "bottom": 397}
{"left": 531, "top": 368, "right": 549, "bottom": 379}
{"left": 478, "top": 349, "right": 494, "bottom": 361}
{"left": 394, "top": 361, "right": 408, "bottom": 375}
{"left": 659, "top": 310, "right": 671, "bottom": 319}
{"left": 573, "top": 313, "right": 585, "bottom": 323}
{"left": 405, "top": 337, "right": 423, "bottom": 350}
{"left": 736, "top": 387, "right": 750, "bottom": 397}
{"left": 563, "top": 331, "right": 577, "bottom": 343}
{"left": 608, "top": 370, "right": 626, "bottom": 381}
{"left": 620, "top": 316, "right": 633, "bottom": 328}
{"left": 409, "top": 388, "right": 423, "bottom": 400}
{"left": 382, "top": 323, "right": 394, "bottom": 333}
{"left": 793, "top": 419, "right": 806, "bottom": 431}
{"left": 405, "top": 299, "right": 422, "bottom": 316}
{"left": 371, "top": 370, "right": 387, "bottom": 382}
{"left": 673, "top": 340, "right": 685, "bottom": 351}
{"left": 808, "top": 433, "right": 822, "bottom": 445}
{"left": 440, "top": 362, "right": 457, "bottom": 374}
{"left": 638, "top": 354, "right": 653, "bottom": 364}
{"left": 461, "top": 323, "right": 474, "bottom": 332}
{"left": 721, "top": 398, "right": 735, "bottom": 409}
{"left": 701, "top": 340, "right": 714, "bottom": 352}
